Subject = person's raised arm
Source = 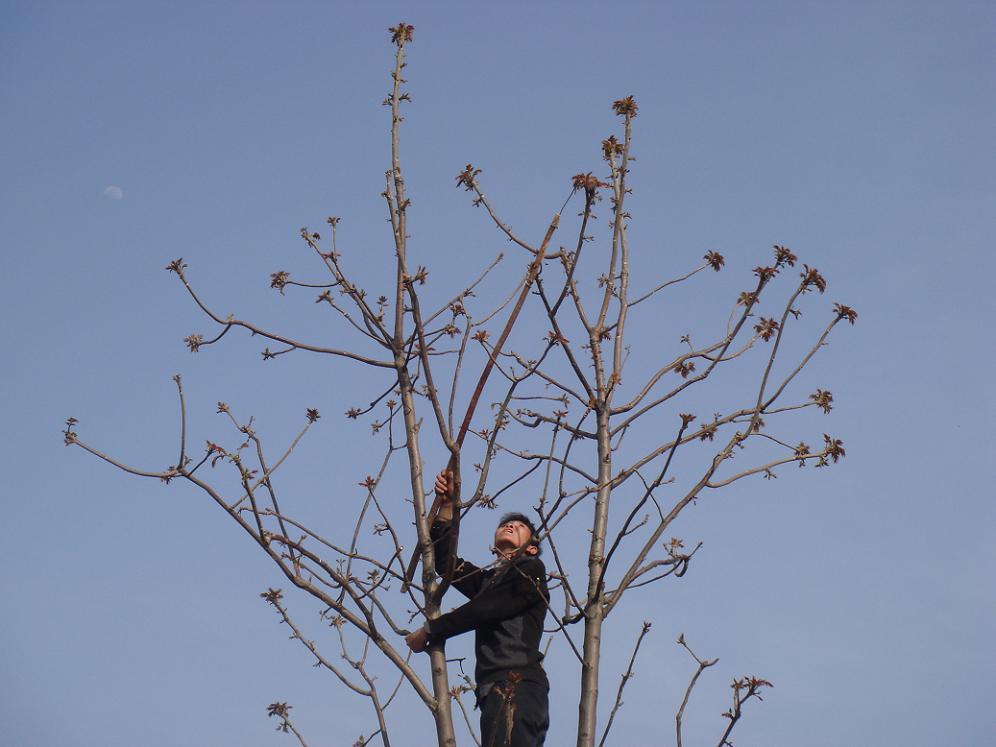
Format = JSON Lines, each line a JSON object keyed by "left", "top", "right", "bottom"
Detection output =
{"left": 406, "top": 469, "right": 482, "bottom": 654}
{"left": 430, "top": 469, "right": 483, "bottom": 598}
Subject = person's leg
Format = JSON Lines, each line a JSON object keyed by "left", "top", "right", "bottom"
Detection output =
{"left": 509, "top": 680, "right": 549, "bottom": 746}
{"left": 479, "top": 686, "right": 507, "bottom": 747}
{"left": 479, "top": 681, "right": 549, "bottom": 747}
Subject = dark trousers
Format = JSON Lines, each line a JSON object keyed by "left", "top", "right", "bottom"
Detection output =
{"left": 479, "top": 679, "right": 549, "bottom": 747}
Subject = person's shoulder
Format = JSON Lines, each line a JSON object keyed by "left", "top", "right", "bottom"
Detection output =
{"left": 512, "top": 557, "right": 549, "bottom": 602}
{"left": 514, "top": 556, "right": 546, "bottom": 577}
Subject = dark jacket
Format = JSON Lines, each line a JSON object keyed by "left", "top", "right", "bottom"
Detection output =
{"left": 426, "top": 520, "right": 549, "bottom": 689}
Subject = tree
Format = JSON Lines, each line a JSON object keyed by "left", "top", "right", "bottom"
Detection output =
{"left": 65, "top": 23, "right": 855, "bottom": 747}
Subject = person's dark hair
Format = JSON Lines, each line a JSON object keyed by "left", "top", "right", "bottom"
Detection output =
{"left": 497, "top": 512, "right": 542, "bottom": 555}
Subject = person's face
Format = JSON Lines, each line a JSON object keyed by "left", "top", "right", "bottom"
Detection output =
{"left": 494, "top": 519, "right": 538, "bottom": 558}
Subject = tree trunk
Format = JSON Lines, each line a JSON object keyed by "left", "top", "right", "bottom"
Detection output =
{"left": 397, "top": 367, "right": 456, "bottom": 747}
{"left": 430, "top": 646, "right": 457, "bottom": 747}
{"left": 577, "top": 612, "right": 605, "bottom": 747}
{"left": 577, "top": 407, "right": 612, "bottom": 746}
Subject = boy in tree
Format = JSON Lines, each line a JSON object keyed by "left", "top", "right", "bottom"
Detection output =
{"left": 405, "top": 470, "right": 550, "bottom": 747}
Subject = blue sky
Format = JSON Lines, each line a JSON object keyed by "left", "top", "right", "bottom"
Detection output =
{"left": 2, "top": 2, "right": 994, "bottom": 745}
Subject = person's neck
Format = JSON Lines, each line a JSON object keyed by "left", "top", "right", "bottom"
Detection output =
{"left": 496, "top": 546, "right": 531, "bottom": 564}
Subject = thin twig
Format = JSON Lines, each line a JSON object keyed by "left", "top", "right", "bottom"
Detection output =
{"left": 597, "top": 621, "right": 652, "bottom": 747}
{"left": 676, "top": 634, "right": 719, "bottom": 747}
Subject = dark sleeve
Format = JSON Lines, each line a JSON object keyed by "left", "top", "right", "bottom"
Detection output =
{"left": 427, "top": 558, "right": 548, "bottom": 642}
{"left": 430, "top": 520, "right": 484, "bottom": 599}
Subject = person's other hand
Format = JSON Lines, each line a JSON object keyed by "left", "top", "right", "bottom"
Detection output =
{"left": 405, "top": 628, "right": 430, "bottom": 653}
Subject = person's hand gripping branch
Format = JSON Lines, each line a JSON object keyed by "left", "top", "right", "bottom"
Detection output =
{"left": 432, "top": 469, "right": 455, "bottom": 521}
{"left": 404, "top": 469, "right": 455, "bottom": 653}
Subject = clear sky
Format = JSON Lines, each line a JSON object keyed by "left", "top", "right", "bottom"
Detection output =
{"left": 2, "top": 2, "right": 994, "bottom": 746}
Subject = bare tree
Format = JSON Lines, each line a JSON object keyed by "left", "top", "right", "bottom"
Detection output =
{"left": 65, "top": 23, "right": 855, "bottom": 747}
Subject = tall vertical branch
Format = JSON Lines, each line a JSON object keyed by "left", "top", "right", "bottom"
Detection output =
{"left": 384, "top": 21, "right": 458, "bottom": 747}
{"left": 609, "top": 101, "right": 635, "bottom": 385}
{"left": 575, "top": 97, "right": 638, "bottom": 747}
